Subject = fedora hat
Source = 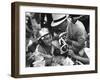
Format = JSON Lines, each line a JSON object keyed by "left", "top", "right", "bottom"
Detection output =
{"left": 51, "top": 14, "right": 69, "bottom": 27}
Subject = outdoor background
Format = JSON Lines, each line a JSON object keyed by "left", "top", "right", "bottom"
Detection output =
{"left": 0, "top": 0, "right": 100, "bottom": 80}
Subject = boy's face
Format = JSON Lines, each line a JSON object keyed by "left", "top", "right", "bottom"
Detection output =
{"left": 41, "top": 34, "right": 52, "bottom": 46}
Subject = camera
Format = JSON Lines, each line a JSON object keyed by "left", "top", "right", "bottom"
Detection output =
{"left": 59, "top": 37, "right": 69, "bottom": 54}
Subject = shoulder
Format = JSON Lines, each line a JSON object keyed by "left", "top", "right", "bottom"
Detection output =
{"left": 70, "top": 20, "right": 87, "bottom": 39}
{"left": 75, "top": 20, "right": 86, "bottom": 32}
{"left": 73, "top": 20, "right": 87, "bottom": 36}
{"left": 68, "top": 20, "right": 86, "bottom": 32}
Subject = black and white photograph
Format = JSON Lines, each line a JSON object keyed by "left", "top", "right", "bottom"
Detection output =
{"left": 11, "top": 2, "right": 97, "bottom": 78}
{"left": 25, "top": 12, "right": 90, "bottom": 67}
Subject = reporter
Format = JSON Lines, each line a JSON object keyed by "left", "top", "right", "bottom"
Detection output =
{"left": 51, "top": 14, "right": 89, "bottom": 65}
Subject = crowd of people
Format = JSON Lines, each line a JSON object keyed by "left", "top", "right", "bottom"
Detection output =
{"left": 26, "top": 13, "right": 90, "bottom": 67}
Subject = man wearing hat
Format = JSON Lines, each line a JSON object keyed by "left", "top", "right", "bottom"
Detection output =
{"left": 51, "top": 13, "right": 89, "bottom": 65}
{"left": 32, "top": 28, "right": 61, "bottom": 66}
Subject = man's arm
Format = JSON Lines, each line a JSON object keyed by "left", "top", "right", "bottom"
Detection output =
{"left": 66, "top": 27, "right": 87, "bottom": 52}
{"left": 68, "top": 49, "right": 89, "bottom": 64}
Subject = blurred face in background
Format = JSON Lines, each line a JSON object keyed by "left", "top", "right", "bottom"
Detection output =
{"left": 41, "top": 33, "right": 52, "bottom": 46}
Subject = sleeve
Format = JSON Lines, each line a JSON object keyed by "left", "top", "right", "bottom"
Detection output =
{"left": 71, "top": 21, "right": 87, "bottom": 53}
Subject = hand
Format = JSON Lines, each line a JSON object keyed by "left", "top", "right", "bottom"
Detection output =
{"left": 65, "top": 39, "right": 72, "bottom": 45}
{"left": 68, "top": 49, "right": 76, "bottom": 58}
